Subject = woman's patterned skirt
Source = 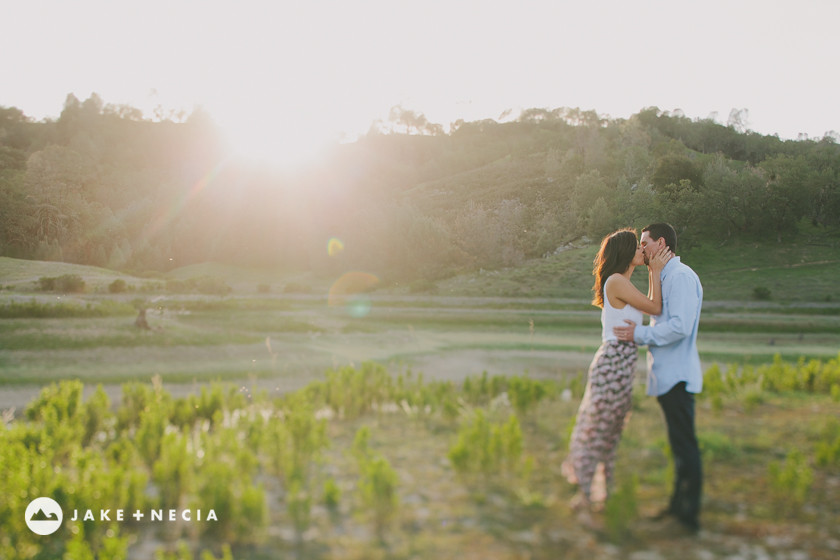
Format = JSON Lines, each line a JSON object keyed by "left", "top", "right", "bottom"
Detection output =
{"left": 562, "top": 340, "right": 638, "bottom": 502}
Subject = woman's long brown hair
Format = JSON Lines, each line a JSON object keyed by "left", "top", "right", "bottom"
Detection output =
{"left": 591, "top": 228, "right": 638, "bottom": 308}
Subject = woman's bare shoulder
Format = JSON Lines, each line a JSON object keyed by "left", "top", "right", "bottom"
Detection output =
{"left": 605, "top": 273, "right": 630, "bottom": 287}
{"left": 604, "top": 273, "right": 631, "bottom": 305}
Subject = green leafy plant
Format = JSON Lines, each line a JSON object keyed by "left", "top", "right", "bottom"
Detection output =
{"left": 753, "top": 286, "right": 772, "bottom": 300}
{"left": 815, "top": 419, "right": 840, "bottom": 468}
{"left": 449, "top": 410, "right": 523, "bottom": 478}
{"left": 603, "top": 474, "right": 638, "bottom": 543}
{"left": 323, "top": 477, "right": 342, "bottom": 511}
{"left": 699, "top": 431, "right": 739, "bottom": 462}
{"left": 109, "top": 278, "right": 128, "bottom": 293}
{"left": 152, "top": 432, "right": 194, "bottom": 510}
{"left": 286, "top": 478, "right": 313, "bottom": 544}
{"left": 768, "top": 449, "right": 813, "bottom": 514}
{"left": 38, "top": 274, "right": 86, "bottom": 293}
{"left": 507, "top": 375, "right": 550, "bottom": 416}
{"left": 358, "top": 455, "right": 400, "bottom": 542}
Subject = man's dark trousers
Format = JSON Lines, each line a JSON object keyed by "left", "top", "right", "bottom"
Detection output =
{"left": 657, "top": 381, "right": 702, "bottom": 529}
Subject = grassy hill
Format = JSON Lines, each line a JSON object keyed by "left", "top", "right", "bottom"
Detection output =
{"left": 3, "top": 236, "right": 839, "bottom": 304}
{"left": 0, "top": 257, "right": 134, "bottom": 290}
{"left": 435, "top": 237, "right": 840, "bottom": 304}
{"left": 405, "top": 152, "right": 550, "bottom": 216}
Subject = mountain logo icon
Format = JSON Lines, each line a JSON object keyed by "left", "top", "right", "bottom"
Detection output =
{"left": 30, "top": 509, "right": 59, "bottom": 521}
{"left": 25, "top": 497, "right": 63, "bottom": 535}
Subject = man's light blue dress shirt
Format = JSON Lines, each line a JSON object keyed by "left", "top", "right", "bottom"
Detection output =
{"left": 633, "top": 257, "right": 704, "bottom": 397}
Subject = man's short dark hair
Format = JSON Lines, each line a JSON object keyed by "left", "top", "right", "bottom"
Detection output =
{"left": 642, "top": 223, "right": 677, "bottom": 252}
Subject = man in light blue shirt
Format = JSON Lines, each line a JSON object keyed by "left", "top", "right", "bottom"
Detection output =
{"left": 614, "top": 222, "right": 703, "bottom": 534}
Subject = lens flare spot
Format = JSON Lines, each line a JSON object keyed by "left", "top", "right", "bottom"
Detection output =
{"left": 328, "top": 271, "right": 380, "bottom": 312}
{"left": 327, "top": 237, "right": 345, "bottom": 257}
{"left": 346, "top": 296, "right": 372, "bottom": 318}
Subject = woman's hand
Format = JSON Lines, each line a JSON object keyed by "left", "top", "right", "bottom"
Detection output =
{"left": 647, "top": 246, "right": 673, "bottom": 274}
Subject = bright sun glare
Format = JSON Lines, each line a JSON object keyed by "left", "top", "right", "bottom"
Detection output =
{"left": 222, "top": 118, "right": 337, "bottom": 169}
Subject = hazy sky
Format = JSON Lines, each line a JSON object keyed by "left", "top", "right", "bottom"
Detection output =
{"left": 3, "top": 0, "right": 839, "bottom": 163}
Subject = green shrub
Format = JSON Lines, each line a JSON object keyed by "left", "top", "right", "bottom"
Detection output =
{"left": 740, "top": 386, "right": 766, "bottom": 410}
{"left": 352, "top": 425, "right": 373, "bottom": 463}
{"left": 152, "top": 431, "right": 195, "bottom": 509}
{"left": 197, "top": 460, "right": 237, "bottom": 541}
{"left": 38, "top": 274, "right": 86, "bottom": 293}
{"left": 815, "top": 419, "right": 840, "bottom": 468}
{"left": 753, "top": 286, "right": 772, "bottom": 300}
{"left": 699, "top": 431, "right": 739, "bottom": 462}
{"left": 25, "top": 379, "right": 85, "bottom": 423}
{"left": 358, "top": 455, "right": 400, "bottom": 542}
{"left": 0, "top": 298, "right": 134, "bottom": 318}
{"left": 449, "top": 410, "right": 523, "bottom": 478}
{"left": 135, "top": 399, "right": 170, "bottom": 467}
{"left": 82, "top": 385, "right": 111, "bottom": 446}
{"left": 768, "top": 449, "right": 813, "bottom": 513}
{"left": 761, "top": 354, "right": 840, "bottom": 394}
{"left": 310, "top": 362, "right": 395, "bottom": 419}
{"left": 237, "top": 484, "right": 268, "bottom": 544}
{"left": 567, "top": 370, "right": 587, "bottom": 400}
{"left": 699, "top": 365, "right": 725, "bottom": 411}
{"left": 264, "top": 394, "right": 328, "bottom": 486}
{"left": 286, "top": 479, "right": 312, "bottom": 543}
{"left": 603, "top": 474, "right": 638, "bottom": 543}
{"left": 37, "top": 276, "right": 56, "bottom": 291}
{"left": 195, "top": 276, "right": 232, "bottom": 295}
{"left": 461, "top": 371, "right": 507, "bottom": 405}
{"left": 323, "top": 477, "right": 342, "bottom": 511}
{"left": 63, "top": 523, "right": 101, "bottom": 560}
{"left": 154, "top": 541, "right": 193, "bottom": 560}
{"left": 507, "top": 375, "right": 551, "bottom": 415}
{"left": 109, "top": 278, "right": 128, "bottom": 293}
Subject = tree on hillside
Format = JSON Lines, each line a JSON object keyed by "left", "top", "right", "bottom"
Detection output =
{"left": 651, "top": 154, "right": 703, "bottom": 192}
{"left": 387, "top": 106, "right": 444, "bottom": 136}
{"left": 570, "top": 170, "right": 613, "bottom": 237}
{"left": 727, "top": 108, "right": 750, "bottom": 133}
{"left": 700, "top": 155, "right": 763, "bottom": 239}
{"left": 757, "top": 155, "right": 813, "bottom": 241}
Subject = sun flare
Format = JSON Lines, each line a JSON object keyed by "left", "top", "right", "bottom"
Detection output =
{"left": 220, "top": 114, "right": 339, "bottom": 169}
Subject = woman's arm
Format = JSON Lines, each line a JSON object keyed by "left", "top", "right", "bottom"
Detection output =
{"left": 607, "top": 247, "right": 671, "bottom": 315}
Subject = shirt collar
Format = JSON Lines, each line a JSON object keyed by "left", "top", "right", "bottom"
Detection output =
{"left": 661, "top": 256, "right": 680, "bottom": 279}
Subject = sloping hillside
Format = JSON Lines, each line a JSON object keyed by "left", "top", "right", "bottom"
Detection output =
{"left": 0, "top": 257, "right": 131, "bottom": 290}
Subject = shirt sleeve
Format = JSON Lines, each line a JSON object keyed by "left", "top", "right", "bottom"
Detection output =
{"left": 634, "top": 272, "right": 700, "bottom": 347}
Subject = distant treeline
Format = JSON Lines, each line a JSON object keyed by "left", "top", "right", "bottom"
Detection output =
{"left": 1, "top": 96, "right": 839, "bottom": 283}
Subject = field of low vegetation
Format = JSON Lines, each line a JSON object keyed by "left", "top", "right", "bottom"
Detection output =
{"left": 1, "top": 249, "right": 840, "bottom": 559}
{"left": 2, "top": 359, "right": 839, "bottom": 560}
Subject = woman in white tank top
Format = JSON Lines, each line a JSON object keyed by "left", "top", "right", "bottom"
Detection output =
{"left": 562, "top": 228, "right": 672, "bottom": 511}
